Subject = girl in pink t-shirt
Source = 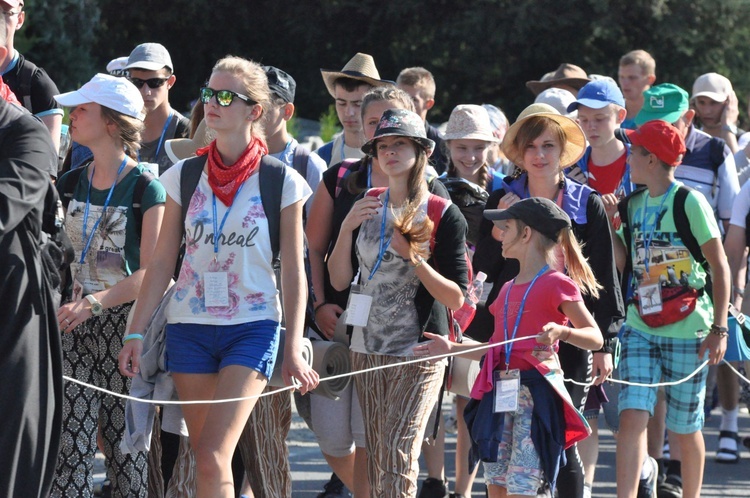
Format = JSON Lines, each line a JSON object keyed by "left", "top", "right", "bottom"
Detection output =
{"left": 416, "top": 197, "right": 602, "bottom": 497}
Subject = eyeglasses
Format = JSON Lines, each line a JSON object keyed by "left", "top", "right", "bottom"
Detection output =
{"left": 2, "top": 10, "right": 21, "bottom": 17}
{"left": 199, "top": 87, "right": 254, "bottom": 107}
{"left": 128, "top": 77, "right": 169, "bottom": 89}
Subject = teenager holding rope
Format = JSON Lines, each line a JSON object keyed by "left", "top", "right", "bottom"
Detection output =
{"left": 327, "top": 108, "right": 468, "bottom": 497}
{"left": 118, "top": 56, "right": 318, "bottom": 498}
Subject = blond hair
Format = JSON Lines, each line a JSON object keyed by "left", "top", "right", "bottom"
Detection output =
{"left": 211, "top": 55, "right": 271, "bottom": 140}
{"left": 619, "top": 50, "right": 656, "bottom": 78}
{"left": 396, "top": 67, "right": 436, "bottom": 100}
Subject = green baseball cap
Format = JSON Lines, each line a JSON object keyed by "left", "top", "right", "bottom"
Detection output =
{"left": 634, "top": 83, "right": 689, "bottom": 126}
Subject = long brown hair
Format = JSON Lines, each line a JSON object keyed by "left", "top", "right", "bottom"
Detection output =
{"left": 100, "top": 106, "right": 144, "bottom": 160}
{"left": 392, "top": 143, "right": 433, "bottom": 262}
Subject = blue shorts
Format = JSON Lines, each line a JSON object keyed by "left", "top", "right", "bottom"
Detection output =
{"left": 165, "top": 320, "right": 280, "bottom": 379}
{"left": 618, "top": 326, "right": 707, "bottom": 434}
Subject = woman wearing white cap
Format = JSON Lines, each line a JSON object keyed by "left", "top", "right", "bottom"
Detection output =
{"left": 473, "top": 103, "right": 624, "bottom": 497}
{"left": 52, "top": 73, "right": 165, "bottom": 497}
{"left": 118, "top": 56, "right": 318, "bottom": 498}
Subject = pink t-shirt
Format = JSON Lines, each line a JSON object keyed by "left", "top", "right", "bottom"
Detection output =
{"left": 487, "top": 270, "right": 582, "bottom": 371}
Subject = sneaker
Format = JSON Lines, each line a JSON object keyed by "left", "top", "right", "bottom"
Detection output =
{"left": 316, "top": 473, "right": 351, "bottom": 498}
{"left": 716, "top": 430, "right": 740, "bottom": 463}
{"left": 657, "top": 477, "right": 682, "bottom": 498}
{"left": 418, "top": 477, "right": 449, "bottom": 498}
{"left": 637, "top": 456, "right": 658, "bottom": 498}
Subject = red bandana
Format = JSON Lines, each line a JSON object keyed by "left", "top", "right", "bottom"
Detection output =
{"left": 197, "top": 136, "right": 268, "bottom": 206}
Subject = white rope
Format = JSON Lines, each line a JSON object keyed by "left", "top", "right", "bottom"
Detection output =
{"left": 62, "top": 334, "right": 750, "bottom": 405}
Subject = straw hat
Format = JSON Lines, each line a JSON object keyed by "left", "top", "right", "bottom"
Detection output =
{"left": 165, "top": 119, "right": 215, "bottom": 164}
{"left": 501, "top": 103, "right": 586, "bottom": 168}
{"left": 526, "top": 63, "right": 591, "bottom": 96}
{"left": 442, "top": 104, "right": 500, "bottom": 142}
{"left": 320, "top": 53, "right": 393, "bottom": 98}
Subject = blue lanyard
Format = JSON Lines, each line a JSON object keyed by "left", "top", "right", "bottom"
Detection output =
{"left": 79, "top": 158, "right": 129, "bottom": 265}
{"left": 138, "top": 112, "right": 172, "bottom": 162}
{"left": 211, "top": 183, "right": 246, "bottom": 259}
{"left": 340, "top": 136, "right": 346, "bottom": 163}
{"left": 502, "top": 264, "right": 549, "bottom": 370}
{"left": 367, "top": 160, "right": 372, "bottom": 188}
{"left": 640, "top": 183, "right": 676, "bottom": 272}
{"left": 368, "top": 189, "right": 391, "bottom": 281}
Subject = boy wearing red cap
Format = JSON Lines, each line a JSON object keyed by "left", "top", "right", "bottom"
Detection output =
{"left": 606, "top": 120, "right": 730, "bottom": 498}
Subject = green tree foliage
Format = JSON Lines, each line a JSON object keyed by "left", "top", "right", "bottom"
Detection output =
{"left": 17, "top": 0, "right": 750, "bottom": 126}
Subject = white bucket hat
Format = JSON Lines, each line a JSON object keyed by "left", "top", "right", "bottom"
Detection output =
{"left": 54, "top": 73, "right": 145, "bottom": 120}
{"left": 442, "top": 104, "right": 500, "bottom": 142}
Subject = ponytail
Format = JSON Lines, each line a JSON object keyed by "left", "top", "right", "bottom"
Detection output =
{"left": 558, "top": 228, "right": 601, "bottom": 299}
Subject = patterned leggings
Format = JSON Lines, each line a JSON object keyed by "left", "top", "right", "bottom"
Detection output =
{"left": 51, "top": 304, "right": 148, "bottom": 498}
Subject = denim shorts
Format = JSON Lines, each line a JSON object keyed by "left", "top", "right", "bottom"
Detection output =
{"left": 618, "top": 325, "right": 707, "bottom": 434}
{"left": 165, "top": 320, "right": 280, "bottom": 379}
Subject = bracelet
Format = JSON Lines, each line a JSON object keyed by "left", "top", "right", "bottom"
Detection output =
{"left": 122, "top": 333, "right": 144, "bottom": 345}
{"left": 561, "top": 328, "right": 572, "bottom": 342}
{"left": 709, "top": 324, "right": 729, "bottom": 338}
{"left": 313, "top": 302, "right": 328, "bottom": 314}
{"left": 413, "top": 256, "right": 425, "bottom": 268}
{"left": 733, "top": 285, "right": 745, "bottom": 297}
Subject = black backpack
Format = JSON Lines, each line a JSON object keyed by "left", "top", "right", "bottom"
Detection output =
{"left": 178, "top": 155, "right": 319, "bottom": 334}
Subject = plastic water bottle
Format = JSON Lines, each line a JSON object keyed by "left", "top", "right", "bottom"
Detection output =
{"left": 454, "top": 271, "right": 487, "bottom": 332}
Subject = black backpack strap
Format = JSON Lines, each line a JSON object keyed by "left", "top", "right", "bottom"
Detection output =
{"left": 60, "top": 166, "right": 86, "bottom": 211}
{"left": 180, "top": 156, "right": 208, "bottom": 227}
{"left": 259, "top": 155, "right": 287, "bottom": 265}
{"left": 132, "top": 169, "right": 156, "bottom": 242}
{"left": 292, "top": 145, "right": 310, "bottom": 180}
{"left": 618, "top": 186, "right": 647, "bottom": 301}
{"left": 708, "top": 137, "right": 726, "bottom": 172}
{"left": 17, "top": 57, "right": 37, "bottom": 113}
{"left": 673, "top": 186, "right": 707, "bottom": 269}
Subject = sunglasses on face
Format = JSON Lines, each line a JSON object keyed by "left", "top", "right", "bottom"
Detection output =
{"left": 199, "top": 87, "right": 255, "bottom": 107}
{"left": 128, "top": 77, "right": 169, "bottom": 89}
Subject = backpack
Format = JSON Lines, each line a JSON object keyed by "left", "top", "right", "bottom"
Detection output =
{"left": 618, "top": 185, "right": 713, "bottom": 325}
{"left": 178, "top": 154, "right": 319, "bottom": 334}
{"left": 60, "top": 163, "right": 157, "bottom": 244}
{"left": 438, "top": 176, "right": 489, "bottom": 248}
{"left": 16, "top": 56, "right": 40, "bottom": 114}
{"left": 42, "top": 180, "right": 75, "bottom": 306}
{"left": 365, "top": 187, "right": 474, "bottom": 342}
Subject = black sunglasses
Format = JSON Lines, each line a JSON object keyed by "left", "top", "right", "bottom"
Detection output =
{"left": 199, "top": 87, "right": 255, "bottom": 107}
{"left": 128, "top": 77, "right": 169, "bottom": 89}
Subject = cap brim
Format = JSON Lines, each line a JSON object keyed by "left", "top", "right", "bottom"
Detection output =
{"left": 54, "top": 90, "right": 93, "bottom": 107}
{"left": 442, "top": 131, "right": 500, "bottom": 143}
{"left": 361, "top": 133, "right": 435, "bottom": 157}
{"left": 124, "top": 61, "right": 170, "bottom": 71}
{"left": 321, "top": 69, "right": 394, "bottom": 98}
{"left": 691, "top": 91, "right": 726, "bottom": 102}
{"left": 567, "top": 98, "right": 612, "bottom": 113}
{"left": 483, "top": 208, "right": 514, "bottom": 221}
{"left": 633, "top": 109, "right": 684, "bottom": 127}
{"left": 526, "top": 77, "right": 591, "bottom": 96}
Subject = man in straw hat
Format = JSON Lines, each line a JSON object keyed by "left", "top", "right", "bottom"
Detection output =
{"left": 526, "top": 63, "right": 591, "bottom": 97}
{"left": 317, "top": 53, "right": 393, "bottom": 167}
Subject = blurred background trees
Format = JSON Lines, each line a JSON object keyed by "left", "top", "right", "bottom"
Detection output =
{"left": 20, "top": 0, "right": 750, "bottom": 125}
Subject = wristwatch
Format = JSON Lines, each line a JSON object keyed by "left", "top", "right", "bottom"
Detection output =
{"left": 85, "top": 294, "right": 104, "bottom": 316}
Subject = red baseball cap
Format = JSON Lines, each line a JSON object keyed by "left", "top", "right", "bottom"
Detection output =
{"left": 615, "top": 120, "right": 686, "bottom": 167}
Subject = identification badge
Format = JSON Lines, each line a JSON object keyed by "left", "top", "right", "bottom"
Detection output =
{"left": 72, "top": 275, "right": 84, "bottom": 303}
{"left": 638, "top": 283, "right": 662, "bottom": 316}
{"left": 345, "top": 284, "right": 372, "bottom": 327}
{"left": 204, "top": 272, "right": 229, "bottom": 307}
{"left": 493, "top": 369, "right": 520, "bottom": 413}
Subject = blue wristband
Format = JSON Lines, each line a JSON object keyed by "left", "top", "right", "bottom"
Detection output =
{"left": 122, "top": 333, "right": 144, "bottom": 345}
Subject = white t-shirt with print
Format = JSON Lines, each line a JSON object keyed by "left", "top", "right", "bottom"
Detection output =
{"left": 160, "top": 159, "right": 312, "bottom": 325}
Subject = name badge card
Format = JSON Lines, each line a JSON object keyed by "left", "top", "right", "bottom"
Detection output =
{"left": 345, "top": 284, "right": 372, "bottom": 327}
{"left": 638, "top": 282, "right": 663, "bottom": 316}
{"left": 204, "top": 272, "right": 229, "bottom": 307}
{"left": 493, "top": 369, "right": 520, "bottom": 413}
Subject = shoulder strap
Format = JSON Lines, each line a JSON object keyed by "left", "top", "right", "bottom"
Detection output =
{"left": 60, "top": 167, "right": 86, "bottom": 211}
{"left": 618, "top": 186, "right": 647, "bottom": 299}
{"left": 673, "top": 185, "right": 707, "bottom": 269}
{"left": 335, "top": 158, "right": 361, "bottom": 198}
{"left": 708, "top": 137, "right": 726, "bottom": 172}
{"left": 427, "top": 194, "right": 451, "bottom": 253}
{"left": 18, "top": 57, "right": 37, "bottom": 113}
{"left": 259, "top": 155, "right": 286, "bottom": 264}
{"left": 292, "top": 145, "right": 310, "bottom": 180}
{"left": 132, "top": 169, "right": 156, "bottom": 242}
{"left": 180, "top": 156, "right": 208, "bottom": 227}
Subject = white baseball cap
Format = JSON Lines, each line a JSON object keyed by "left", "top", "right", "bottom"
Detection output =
{"left": 691, "top": 72, "right": 733, "bottom": 102}
{"left": 54, "top": 73, "right": 145, "bottom": 120}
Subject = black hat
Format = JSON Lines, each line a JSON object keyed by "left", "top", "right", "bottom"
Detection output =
{"left": 263, "top": 66, "right": 296, "bottom": 104}
{"left": 484, "top": 197, "right": 571, "bottom": 241}
{"left": 361, "top": 108, "right": 435, "bottom": 157}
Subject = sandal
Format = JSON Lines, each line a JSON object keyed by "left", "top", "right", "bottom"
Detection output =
{"left": 716, "top": 430, "right": 740, "bottom": 464}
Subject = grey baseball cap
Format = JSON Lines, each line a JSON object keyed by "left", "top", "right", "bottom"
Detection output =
{"left": 124, "top": 43, "right": 173, "bottom": 72}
